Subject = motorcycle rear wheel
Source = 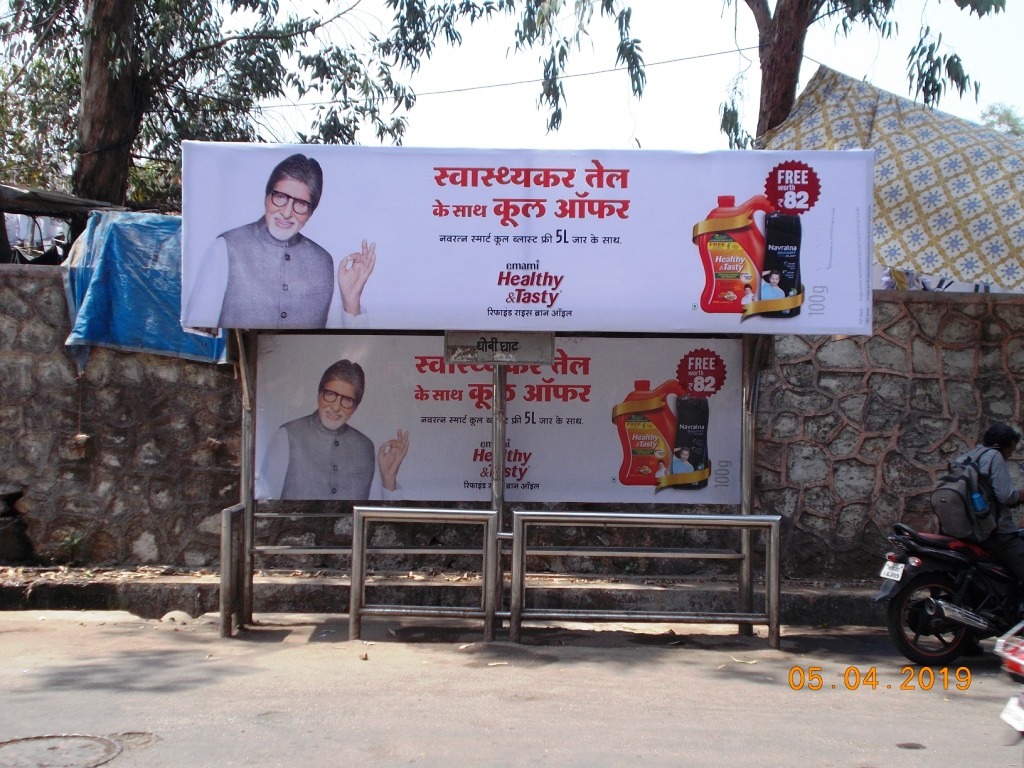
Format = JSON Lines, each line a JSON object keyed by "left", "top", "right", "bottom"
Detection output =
{"left": 886, "top": 573, "right": 971, "bottom": 665}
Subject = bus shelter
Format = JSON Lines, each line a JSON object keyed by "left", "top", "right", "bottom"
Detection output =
{"left": 183, "top": 143, "right": 874, "bottom": 644}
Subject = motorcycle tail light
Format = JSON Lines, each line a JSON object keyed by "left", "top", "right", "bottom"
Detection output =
{"left": 1003, "top": 644, "right": 1024, "bottom": 677}
{"left": 885, "top": 552, "right": 899, "bottom": 562}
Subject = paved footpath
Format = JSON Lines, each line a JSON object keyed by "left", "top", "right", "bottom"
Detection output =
{"left": 1, "top": 610, "right": 1023, "bottom": 768}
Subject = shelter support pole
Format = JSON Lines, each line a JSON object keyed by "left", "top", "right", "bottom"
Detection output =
{"left": 738, "top": 334, "right": 771, "bottom": 636}
{"left": 491, "top": 364, "right": 507, "bottom": 525}
{"left": 236, "top": 330, "right": 258, "bottom": 624}
{"left": 490, "top": 364, "right": 508, "bottom": 636}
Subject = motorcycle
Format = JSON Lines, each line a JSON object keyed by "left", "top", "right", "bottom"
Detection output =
{"left": 874, "top": 522, "right": 1023, "bottom": 665}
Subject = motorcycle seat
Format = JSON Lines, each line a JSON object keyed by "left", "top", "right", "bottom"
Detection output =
{"left": 892, "top": 522, "right": 993, "bottom": 560}
{"left": 892, "top": 523, "right": 1016, "bottom": 582}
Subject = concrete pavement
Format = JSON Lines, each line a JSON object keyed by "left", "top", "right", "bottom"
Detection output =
{"left": 1, "top": 610, "right": 1022, "bottom": 767}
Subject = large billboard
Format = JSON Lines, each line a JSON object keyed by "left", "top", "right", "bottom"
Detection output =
{"left": 182, "top": 143, "right": 873, "bottom": 335}
{"left": 254, "top": 334, "right": 742, "bottom": 504}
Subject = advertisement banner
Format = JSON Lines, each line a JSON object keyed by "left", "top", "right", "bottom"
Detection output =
{"left": 255, "top": 334, "right": 742, "bottom": 504}
{"left": 182, "top": 143, "right": 873, "bottom": 335}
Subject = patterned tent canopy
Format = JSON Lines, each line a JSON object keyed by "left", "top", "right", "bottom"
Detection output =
{"left": 760, "top": 66, "right": 1024, "bottom": 291}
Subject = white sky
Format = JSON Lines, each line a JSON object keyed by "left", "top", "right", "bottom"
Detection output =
{"left": 266, "top": 0, "right": 1022, "bottom": 151}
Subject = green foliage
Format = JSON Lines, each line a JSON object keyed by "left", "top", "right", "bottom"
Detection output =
{"left": 825, "top": 0, "right": 1003, "bottom": 109}
{"left": 907, "top": 28, "right": 979, "bottom": 106}
{"left": 1, "top": 0, "right": 647, "bottom": 203}
{"left": 1, "top": 0, "right": 416, "bottom": 204}
{"left": 952, "top": 0, "right": 1005, "bottom": 15}
{"left": 129, "top": 158, "right": 182, "bottom": 209}
{"left": 378, "top": 0, "right": 645, "bottom": 132}
{"left": 0, "top": 0, "right": 1008, "bottom": 201}
{"left": 46, "top": 528, "right": 90, "bottom": 566}
{"left": 720, "top": 82, "right": 753, "bottom": 151}
{"left": 981, "top": 102, "right": 1024, "bottom": 137}
{"left": 0, "top": 56, "right": 78, "bottom": 190}
{"left": 829, "top": 0, "right": 898, "bottom": 32}
{"left": 726, "top": 0, "right": 1005, "bottom": 141}
{"left": 0, "top": 1, "right": 81, "bottom": 189}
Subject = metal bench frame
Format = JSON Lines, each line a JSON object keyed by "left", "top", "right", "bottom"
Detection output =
{"left": 509, "top": 510, "right": 782, "bottom": 646}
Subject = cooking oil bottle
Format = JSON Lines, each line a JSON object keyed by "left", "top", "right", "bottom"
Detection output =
{"left": 612, "top": 379, "right": 685, "bottom": 485}
{"left": 693, "top": 194, "right": 775, "bottom": 313}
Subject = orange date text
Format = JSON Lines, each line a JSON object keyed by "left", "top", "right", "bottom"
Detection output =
{"left": 787, "top": 666, "right": 972, "bottom": 691}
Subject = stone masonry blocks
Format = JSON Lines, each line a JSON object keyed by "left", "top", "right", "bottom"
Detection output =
{"left": 3, "top": 267, "right": 1024, "bottom": 579}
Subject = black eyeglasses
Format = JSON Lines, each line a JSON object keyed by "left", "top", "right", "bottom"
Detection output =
{"left": 320, "top": 389, "right": 359, "bottom": 409}
{"left": 269, "top": 190, "right": 313, "bottom": 215}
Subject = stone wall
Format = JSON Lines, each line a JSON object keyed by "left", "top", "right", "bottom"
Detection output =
{"left": 0, "top": 265, "right": 241, "bottom": 566}
{"left": 2, "top": 264, "right": 1022, "bottom": 577}
{"left": 757, "top": 291, "right": 1024, "bottom": 577}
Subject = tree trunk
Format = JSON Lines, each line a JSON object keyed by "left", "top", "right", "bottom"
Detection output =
{"left": 74, "top": 0, "right": 140, "bottom": 205}
{"left": 752, "top": 0, "right": 814, "bottom": 140}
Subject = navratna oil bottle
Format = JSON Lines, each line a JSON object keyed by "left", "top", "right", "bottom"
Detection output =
{"left": 760, "top": 212, "right": 802, "bottom": 318}
{"left": 673, "top": 396, "right": 710, "bottom": 489}
{"left": 693, "top": 195, "right": 775, "bottom": 313}
{"left": 612, "top": 379, "right": 685, "bottom": 485}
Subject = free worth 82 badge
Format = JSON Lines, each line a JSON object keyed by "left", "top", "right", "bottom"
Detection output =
{"left": 676, "top": 348, "right": 727, "bottom": 397}
{"left": 765, "top": 160, "right": 821, "bottom": 215}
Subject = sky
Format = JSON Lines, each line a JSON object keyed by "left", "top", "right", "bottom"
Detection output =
{"left": 265, "top": 0, "right": 1022, "bottom": 151}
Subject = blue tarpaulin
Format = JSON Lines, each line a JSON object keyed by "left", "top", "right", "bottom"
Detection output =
{"left": 63, "top": 211, "right": 228, "bottom": 371}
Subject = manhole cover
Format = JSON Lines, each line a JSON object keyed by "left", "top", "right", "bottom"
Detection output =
{"left": 0, "top": 734, "right": 121, "bottom": 768}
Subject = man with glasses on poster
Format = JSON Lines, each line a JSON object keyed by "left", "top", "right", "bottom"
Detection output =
{"left": 185, "top": 153, "right": 376, "bottom": 329}
{"left": 256, "top": 359, "right": 409, "bottom": 500}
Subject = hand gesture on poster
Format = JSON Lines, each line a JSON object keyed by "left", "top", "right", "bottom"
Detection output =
{"left": 378, "top": 429, "right": 409, "bottom": 491}
{"left": 338, "top": 239, "right": 376, "bottom": 316}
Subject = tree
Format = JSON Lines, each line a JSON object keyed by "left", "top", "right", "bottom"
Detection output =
{"left": 0, "top": 0, "right": 1007, "bottom": 206}
{"left": 0, "top": 56, "right": 78, "bottom": 190}
{"left": 0, "top": 0, "right": 645, "bottom": 205}
{"left": 723, "top": 0, "right": 1005, "bottom": 148}
{"left": 2, "top": 0, "right": 415, "bottom": 205}
{"left": 982, "top": 102, "right": 1024, "bottom": 137}
{"left": 376, "top": 0, "right": 645, "bottom": 133}
{"left": 378, "top": 1, "right": 1005, "bottom": 148}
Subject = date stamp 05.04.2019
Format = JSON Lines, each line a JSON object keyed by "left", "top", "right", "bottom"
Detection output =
{"left": 788, "top": 666, "right": 972, "bottom": 692}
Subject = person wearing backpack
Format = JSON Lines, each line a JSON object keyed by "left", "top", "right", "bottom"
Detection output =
{"left": 968, "top": 423, "right": 1024, "bottom": 583}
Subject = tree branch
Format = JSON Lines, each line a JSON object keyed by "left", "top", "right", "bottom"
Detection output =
{"left": 154, "top": 8, "right": 351, "bottom": 89}
{"left": 4, "top": 3, "right": 69, "bottom": 88}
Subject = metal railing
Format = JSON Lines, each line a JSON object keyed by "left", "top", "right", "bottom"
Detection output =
{"left": 348, "top": 506, "right": 499, "bottom": 641}
{"left": 509, "top": 511, "right": 782, "bottom": 647}
{"left": 221, "top": 504, "right": 781, "bottom": 646}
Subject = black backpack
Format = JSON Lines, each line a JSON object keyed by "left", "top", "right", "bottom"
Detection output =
{"left": 930, "top": 448, "right": 998, "bottom": 543}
